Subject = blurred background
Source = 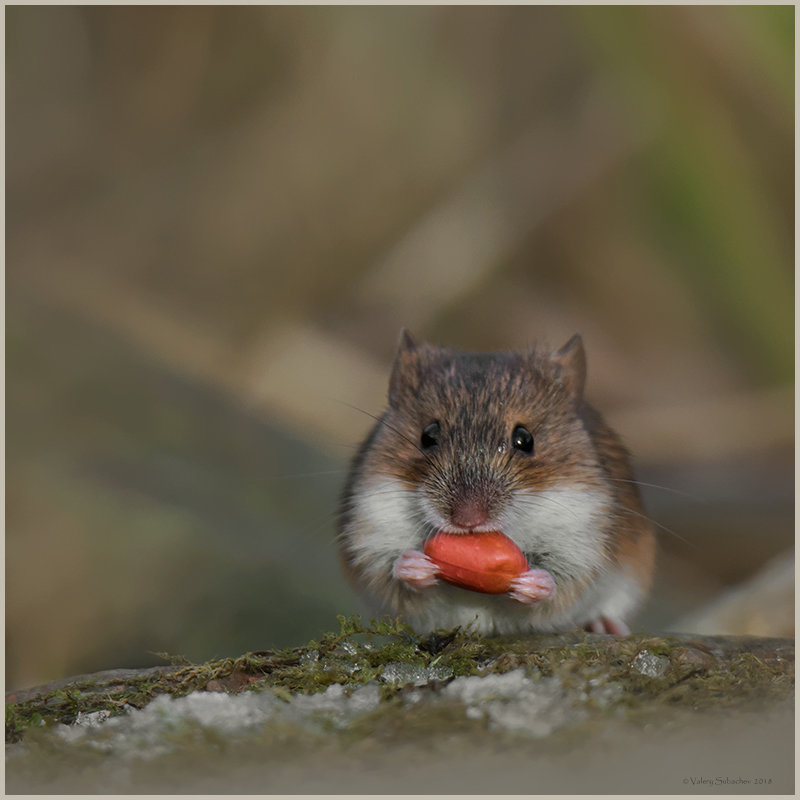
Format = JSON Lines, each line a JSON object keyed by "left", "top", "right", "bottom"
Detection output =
{"left": 5, "top": 5, "right": 794, "bottom": 691}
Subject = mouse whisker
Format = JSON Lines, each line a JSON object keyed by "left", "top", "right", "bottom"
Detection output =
{"left": 337, "top": 401, "right": 437, "bottom": 467}
{"left": 262, "top": 469, "right": 348, "bottom": 481}
{"left": 512, "top": 492, "right": 590, "bottom": 523}
{"left": 606, "top": 477, "right": 703, "bottom": 503}
{"left": 610, "top": 501, "right": 694, "bottom": 548}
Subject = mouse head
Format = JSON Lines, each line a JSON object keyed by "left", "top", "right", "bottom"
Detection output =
{"left": 379, "top": 330, "right": 607, "bottom": 530}
{"left": 357, "top": 330, "right": 616, "bottom": 581}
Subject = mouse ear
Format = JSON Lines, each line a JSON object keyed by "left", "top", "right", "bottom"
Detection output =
{"left": 389, "top": 329, "right": 421, "bottom": 408}
{"left": 551, "top": 334, "right": 586, "bottom": 398}
{"left": 397, "top": 328, "right": 418, "bottom": 353}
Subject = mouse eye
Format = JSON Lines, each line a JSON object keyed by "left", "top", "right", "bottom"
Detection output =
{"left": 512, "top": 425, "right": 534, "bottom": 454}
{"left": 421, "top": 421, "right": 441, "bottom": 449}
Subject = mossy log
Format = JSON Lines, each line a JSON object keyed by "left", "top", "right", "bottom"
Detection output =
{"left": 6, "top": 617, "right": 793, "bottom": 744}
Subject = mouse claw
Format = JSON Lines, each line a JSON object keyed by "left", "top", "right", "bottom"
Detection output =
{"left": 393, "top": 550, "right": 440, "bottom": 589}
{"left": 508, "top": 568, "right": 556, "bottom": 604}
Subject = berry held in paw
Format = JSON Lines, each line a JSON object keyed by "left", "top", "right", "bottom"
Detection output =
{"left": 423, "top": 530, "right": 528, "bottom": 594}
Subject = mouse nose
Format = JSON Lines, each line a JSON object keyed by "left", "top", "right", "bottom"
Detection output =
{"left": 450, "top": 499, "right": 490, "bottom": 530}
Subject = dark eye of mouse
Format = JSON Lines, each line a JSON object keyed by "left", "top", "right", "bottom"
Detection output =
{"left": 512, "top": 425, "right": 534, "bottom": 454}
{"left": 421, "top": 421, "right": 441, "bottom": 449}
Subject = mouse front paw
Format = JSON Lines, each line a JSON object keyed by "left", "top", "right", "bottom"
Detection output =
{"left": 508, "top": 568, "right": 556, "bottom": 604}
{"left": 393, "top": 550, "right": 440, "bottom": 589}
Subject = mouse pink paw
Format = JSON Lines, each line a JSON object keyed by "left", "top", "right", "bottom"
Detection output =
{"left": 584, "top": 616, "right": 630, "bottom": 636}
{"left": 393, "top": 550, "right": 440, "bottom": 589}
{"left": 507, "top": 568, "right": 556, "bottom": 604}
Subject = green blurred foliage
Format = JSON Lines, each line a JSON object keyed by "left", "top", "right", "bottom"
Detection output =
{"left": 573, "top": 6, "right": 793, "bottom": 382}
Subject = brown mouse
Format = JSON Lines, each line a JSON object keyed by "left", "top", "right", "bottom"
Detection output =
{"left": 337, "top": 330, "right": 655, "bottom": 635}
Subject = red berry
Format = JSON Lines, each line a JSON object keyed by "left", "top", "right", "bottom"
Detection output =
{"left": 423, "top": 531, "right": 528, "bottom": 594}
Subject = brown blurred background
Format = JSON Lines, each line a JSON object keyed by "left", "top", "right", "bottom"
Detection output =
{"left": 6, "top": 6, "right": 794, "bottom": 691}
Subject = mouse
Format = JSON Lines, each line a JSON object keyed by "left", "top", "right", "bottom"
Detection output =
{"left": 337, "top": 330, "right": 656, "bottom": 636}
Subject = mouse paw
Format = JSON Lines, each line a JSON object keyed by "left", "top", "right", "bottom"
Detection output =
{"left": 583, "top": 616, "right": 630, "bottom": 636}
{"left": 508, "top": 568, "right": 556, "bottom": 604}
{"left": 393, "top": 550, "right": 440, "bottom": 589}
